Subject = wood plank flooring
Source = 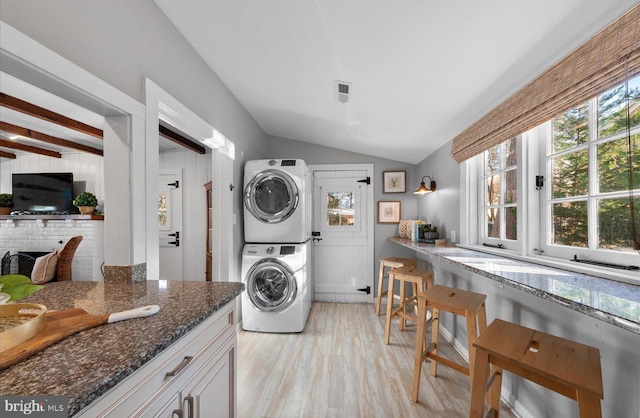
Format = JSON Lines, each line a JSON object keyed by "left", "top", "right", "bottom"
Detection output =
{"left": 237, "top": 302, "right": 516, "bottom": 418}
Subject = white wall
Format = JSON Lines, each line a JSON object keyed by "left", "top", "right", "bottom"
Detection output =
{"left": 415, "top": 139, "right": 640, "bottom": 418}
{"left": 0, "top": 152, "right": 104, "bottom": 205}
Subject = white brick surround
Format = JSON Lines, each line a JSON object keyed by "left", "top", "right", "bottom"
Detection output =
{"left": 0, "top": 219, "right": 104, "bottom": 281}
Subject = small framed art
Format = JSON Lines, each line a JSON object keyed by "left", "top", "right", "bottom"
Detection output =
{"left": 383, "top": 170, "right": 406, "bottom": 193}
{"left": 378, "top": 200, "right": 401, "bottom": 223}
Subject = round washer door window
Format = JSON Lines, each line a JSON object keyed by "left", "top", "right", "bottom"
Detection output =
{"left": 244, "top": 169, "right": 299, "bottom": 223}
{"left": 246, "top": 259, "right": 297, "bottom": 313}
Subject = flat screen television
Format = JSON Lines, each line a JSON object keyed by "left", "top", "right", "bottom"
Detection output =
{"left": 12, "top": 172, "right": 77, "bottom": 213}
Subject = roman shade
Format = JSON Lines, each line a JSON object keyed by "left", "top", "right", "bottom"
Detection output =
{"left": 451, "top": 4, "right": 640, "bottom": 163}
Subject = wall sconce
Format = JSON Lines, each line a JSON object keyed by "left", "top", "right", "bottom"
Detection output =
{"left": 414, "top": 175, "right": 436, "bottom": 194}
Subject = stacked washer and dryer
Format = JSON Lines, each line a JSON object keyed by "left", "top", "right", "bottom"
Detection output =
{"left": 241, "top": 159, "right": 313, "bottom": 333}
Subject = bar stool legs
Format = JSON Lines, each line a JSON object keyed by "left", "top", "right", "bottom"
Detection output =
{"left": 375, "top": 257, "right": 415, "bottom": 316}
{"left": 411, "top": 285, "right": 487, "bottom": 403}
{"left": 384, "top": 265, "right": 433, "bottom": 345}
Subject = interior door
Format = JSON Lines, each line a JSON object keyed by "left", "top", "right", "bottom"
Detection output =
{"left": 159, "top": 169, "right": 183, "bottom": 280}
{"left": 312, "top": 168, "right": 372, "bottom": 303}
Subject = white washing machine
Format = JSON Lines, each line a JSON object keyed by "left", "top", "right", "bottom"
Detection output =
{"left": 244, "top": 159, "right": 311, "bottom": 243}
{"left": 241, "top": 242, "right": 311, "bottom": 333}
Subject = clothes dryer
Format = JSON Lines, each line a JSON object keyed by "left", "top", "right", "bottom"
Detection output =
{"left": 241, "top": 242, "right": 311, "bottom": 333}
{"left": 243, "top": 159, "right": 311, "bottom": 243}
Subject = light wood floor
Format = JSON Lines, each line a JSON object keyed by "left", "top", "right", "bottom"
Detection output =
{"left": 237, "top": 302, "right": 516, "bottom": 418}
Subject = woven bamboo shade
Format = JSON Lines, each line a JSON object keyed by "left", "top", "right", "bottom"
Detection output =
{"left": 451, "top": 4, "right": 640, "bottom": 163}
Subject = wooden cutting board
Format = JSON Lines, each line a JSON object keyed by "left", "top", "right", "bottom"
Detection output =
{"left": 0, "top": 305, "right": 159, "bottom": 370}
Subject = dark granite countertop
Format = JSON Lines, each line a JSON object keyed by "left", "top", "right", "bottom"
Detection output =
{"left": 0, "top": 280, "right": 244, "bottom": 416}
{"left": 390, "top": 237, "right": 640, "bottom": 335}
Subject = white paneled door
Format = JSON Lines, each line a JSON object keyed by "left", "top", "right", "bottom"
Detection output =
{"left": 159, "top": 169, "right": 183, "bottom": 280}
{"left": 312, "top": 165, "right": 374, "bottom": 303}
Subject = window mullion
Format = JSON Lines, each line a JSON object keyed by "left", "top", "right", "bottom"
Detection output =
{"left": 588, "top": 97, "right": 598, "bottom": 250}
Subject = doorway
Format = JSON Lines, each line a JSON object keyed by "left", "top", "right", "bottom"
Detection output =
{"left": 310, "top": 164, "right": 374, "bottom": 303}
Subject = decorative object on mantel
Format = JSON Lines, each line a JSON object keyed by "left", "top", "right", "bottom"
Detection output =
{"left": 413, "top": 176, "right": 436, "bottom": 194}
{"left": 382, "top": 171, "right": 406, "bottom": 193}
{"left": 73, "top": 192, "right": 98, "bottom": 215}
{"left": 0, "top": 193, "right": 14, "bottom": 215}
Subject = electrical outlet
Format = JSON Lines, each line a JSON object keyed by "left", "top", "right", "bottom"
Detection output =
{"left": 451, "top": 230, "right": 456, "bottom": 243}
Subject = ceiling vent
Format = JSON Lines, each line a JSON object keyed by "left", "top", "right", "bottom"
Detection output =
{"left": 334, "top": 80, "right": 352, "bottom": 104}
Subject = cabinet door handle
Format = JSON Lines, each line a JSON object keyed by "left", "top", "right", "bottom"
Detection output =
{"left": 184, "top": 396, "right": 194, "bottom": 418}
{"left": 172, "top": 409, "right": 183, "bottom": 418}
{"left": 165, "top": 356, "right": 194, "bottom": 377}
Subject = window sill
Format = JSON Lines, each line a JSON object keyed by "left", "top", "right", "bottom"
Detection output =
{"left": 389, "top": 237, "right": 640, "bottom": 335}
{"left": 460, "top": 244, "right": 639, "bottom": 285}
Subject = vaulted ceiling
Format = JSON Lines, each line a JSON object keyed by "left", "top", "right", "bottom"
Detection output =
{"left": 154, "top": 0, "right": 638, "bottom": 164}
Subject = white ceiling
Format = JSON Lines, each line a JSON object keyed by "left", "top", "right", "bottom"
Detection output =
{"left": 154, "top": 0, "right": 637, "bottom": 164}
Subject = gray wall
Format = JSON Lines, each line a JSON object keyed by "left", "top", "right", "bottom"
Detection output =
{"left": 0, "top": 0, "right": 270, "bottom": 282}
{"left": 414, "top": 140, "right": 639, "bottom": 418}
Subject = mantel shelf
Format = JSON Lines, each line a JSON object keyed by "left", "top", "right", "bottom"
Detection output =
{"left": 0, "top": 214, "right": 104, "bottom": 221}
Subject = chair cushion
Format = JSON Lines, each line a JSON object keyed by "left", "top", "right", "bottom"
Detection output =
{"left": 31, "top": 252, "right": 59, "bottom": 284}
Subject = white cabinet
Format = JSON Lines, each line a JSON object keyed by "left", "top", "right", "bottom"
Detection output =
{"left": 77, "top": 301, "right": 237, "bottom": 418}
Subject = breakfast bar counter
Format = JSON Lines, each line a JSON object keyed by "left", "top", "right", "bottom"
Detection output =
{"left": 0, "top": 280, "right": 244, "bottom": 416}
{"left": 390, "top": 237, "right": 640, "bottom": 335}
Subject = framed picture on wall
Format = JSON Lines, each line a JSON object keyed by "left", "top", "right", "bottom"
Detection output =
{"left": 378, "top": 201, "right": 401, "bottom": 223}
{"left": 383, "top": 171, "right": 406, "bottom": 193}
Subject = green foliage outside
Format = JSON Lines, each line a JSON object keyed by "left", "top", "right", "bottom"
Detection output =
{"left": 551, "top": 76, "right": 640, "bottom": 251}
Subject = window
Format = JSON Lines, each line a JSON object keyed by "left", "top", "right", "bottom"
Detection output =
{"left": 468, "top": 74, "right": 640, "bottom": 280}
{"left": 481, "top": 138, "right": 518, "bottom": 245}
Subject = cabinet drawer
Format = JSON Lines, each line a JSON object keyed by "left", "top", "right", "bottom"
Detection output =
{"left": 77, "top": 303, "right": 236, "bottom": 418}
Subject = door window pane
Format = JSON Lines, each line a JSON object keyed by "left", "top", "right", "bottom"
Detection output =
{"left": 552, "top": 201, "right": 588, "bottom": 247}
{"left": 552, "top": 148, "right": 589, "bottom": 198}
{"left": 598, "top": 197, "right": 640, "bottom": 251}
{"left": 552, "top": 104, "right": 588, "bottom": 152}
{"left": 326, "top": 192, "right": 354, "bottom": 226}
{"left": 158, "top": 193, "right": 168, "bottom": 226}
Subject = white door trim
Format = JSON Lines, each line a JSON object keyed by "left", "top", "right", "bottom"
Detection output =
{"left": 145, "top": 78, "right": 234, "bottom": 281}
{"left": 309, "top": 163, "right": 374, "bottom": 303}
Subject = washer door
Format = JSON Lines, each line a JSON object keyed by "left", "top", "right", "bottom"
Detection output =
{"left": 244, "top": 169, "right": 299, "bottom": 223}
{"left": 246, "top": 259, "right": 297, "bottom": 313}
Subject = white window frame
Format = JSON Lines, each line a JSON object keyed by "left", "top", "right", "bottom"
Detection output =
{"left": 461, "top": 119, "right": 639, "bottom": 284}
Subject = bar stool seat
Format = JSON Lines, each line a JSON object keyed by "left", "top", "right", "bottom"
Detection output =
{"left": 384, "top": 265, "right": 433, "bottom": 344}
{"left": 411, "top": 285, "right": 487, "bottom": 402}
{"left": 470, "top": 318, "right": 603, "bottom": 418}
{"left": 375, "top": 257, "right": 416, "bottom": 316}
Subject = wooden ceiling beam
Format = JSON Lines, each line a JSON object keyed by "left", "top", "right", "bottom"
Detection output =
{"left": 0, "top": 93, "right": 103, "bottom": 139}
{"left": 0, "top": 150, "right": 16, "bottom": 159}
{"left": 0, "top": 138, "right": 61, "bottom": 158}
{"left": 159, "top": 124, "right": 206, "bottom": 154}
{"left": 0, "top": 121, "right": 103, "bottom": 156}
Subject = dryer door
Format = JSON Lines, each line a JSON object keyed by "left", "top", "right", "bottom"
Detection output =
{"left": 244, "top": 169, "right": 299, "bottom": 223}
{"left": 245, "top": 259, "right": 298, "bottom": 313}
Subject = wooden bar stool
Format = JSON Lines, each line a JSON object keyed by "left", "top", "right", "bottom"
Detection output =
{"left": 375, "top": 257, "right": 416, "bottom": 315}
{"left": 411, "top": 285, "right": 487, "bottom": 402}
{"left": 384, "top": 265, "right": 433, "bottom": 344}
{"left": 470, "top": 319, "right": 603, "bottom": 418}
